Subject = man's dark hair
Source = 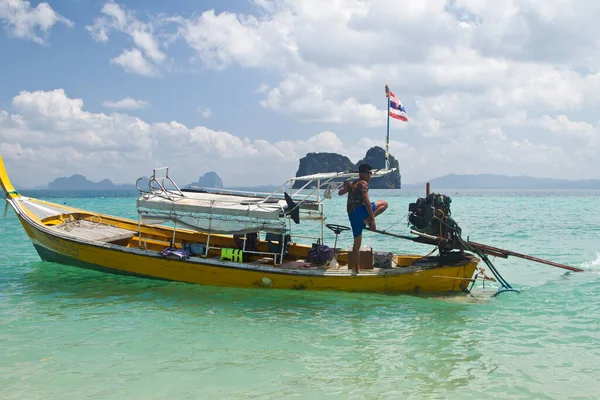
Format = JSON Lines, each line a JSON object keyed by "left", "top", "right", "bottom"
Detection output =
{"left": 358, "top": 164, "right": 372, "bottom": 173}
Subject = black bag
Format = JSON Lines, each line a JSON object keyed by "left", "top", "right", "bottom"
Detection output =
{"left": 308, "top": 243, "right": 334, "bottom": 265}
{"left": 233, "top": 232, "right": 258, "bottom": 252}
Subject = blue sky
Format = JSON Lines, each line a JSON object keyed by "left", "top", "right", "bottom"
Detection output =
{"left": 1, "top": 0, "right": 599, "bottom": 188}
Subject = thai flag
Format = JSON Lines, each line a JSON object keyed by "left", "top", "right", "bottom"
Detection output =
{"left": 385, "top": 85, "right": 408, "bottom": 122}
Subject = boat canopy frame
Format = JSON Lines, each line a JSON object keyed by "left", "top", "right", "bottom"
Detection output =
{"left": 135, "top": 167, "right": 397, "bottom": 264}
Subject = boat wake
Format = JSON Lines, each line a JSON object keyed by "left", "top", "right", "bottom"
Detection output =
{"left": 579, "top": 252, "right": 600, "bottom": 272}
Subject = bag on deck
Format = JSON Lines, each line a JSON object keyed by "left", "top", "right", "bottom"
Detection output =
{"left": 182, "top": 243, "right": 206, "bottom": 256}
{"left": 160, "top": 246, "right": 191, "bottom": 259}
{"left": 308, "top": 243, "right": 334, "bottom": 265}
{"left": 233, "top": 232, "right": 259, "bottom": 252}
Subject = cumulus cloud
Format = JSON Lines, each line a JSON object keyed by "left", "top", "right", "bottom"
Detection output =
{"left": 193, "top": 1, "right": 599, "bottom": 146}
{"left": 83, "top": 0, "right": 600, "bottom": 135}
{"left": 179, "top": 9, "right": 298, "bottom": 70}
{"left": 260, "top": 74, "right": 386, "bottom": 126}
{"left": 111, "top": 48, "right": 157, "bottom": 76}
{"left": 0, "top": 0, "right": 73, "bottom": 44}
{"left": 103, "top": 97, "right": 149, "bottom": 110}
{"left": 0, "top": 90, "right": 367, "bottom": 188}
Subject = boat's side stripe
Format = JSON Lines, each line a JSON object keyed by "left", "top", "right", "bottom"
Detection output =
{"left": 21, "top": 199, "right": 62, "bottom": 216}
{"left": 27, "top": 234, "right": 361, "bottom": 278}
{"left": 32, "top": 244, "right": 171, "bottom": 281}
{"left": 8, "top": 198, "right": 43, "bottom": 224}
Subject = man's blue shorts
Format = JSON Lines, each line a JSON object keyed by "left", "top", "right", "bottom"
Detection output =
{"left": 349, "top": 202, "right": 376, "bottom": 238}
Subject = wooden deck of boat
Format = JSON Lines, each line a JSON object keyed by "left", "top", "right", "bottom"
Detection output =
{"left": 13, "top": 197, "right": 135, "bottom": 243}
{"left": 50, "top": 219, "right": 135, "bottom": 243}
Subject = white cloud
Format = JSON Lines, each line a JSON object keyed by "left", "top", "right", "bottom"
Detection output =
{"left": 86, "top": 1, "right": 165, "bottom": 74}
{"left": 0, "top": 0, "right": 73, "bottom": 44}
{"left": 84, "top": 1, "right": 600, "bottom": 128}
{"left": 99, "top": 0, "right": 127, "bottom": 30}
{"left": 0, "top": 90, "right": 367, "bottom": 188}
{"left": 111, "top": 48, "right": 157, "bottom": 77}
{"left": 2, "top": 90, "right": 600, "bottom": 190}
{"left": 198, "top": 106, "right": 211, "bottom": 118}
{"left": 159, "top": 0, "right": 600, "bottom": 130}
{"left": 530, "top": 115, "right": 599, "bottom": 146}
{"left": 260, "top": 74, "right": 386, "bottom": 126}
{"left": 59, "top": 1, "right": 600, "bottom": 183}
{"left": 452, "top": 0, "right": 600, "bottom": 66}
{"left": 103, "top": 97, "right": 149, "bottom": 110}
{"left": 13, "top": 88, "right": 84, "bottom": 119}
{"left": 179, "top": 9, "right": 298, "bottom": 70}
{"left": 130, "top": 29, "right": 165, "bottom": 63}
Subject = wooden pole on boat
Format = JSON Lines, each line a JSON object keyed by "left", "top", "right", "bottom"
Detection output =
{"left": 373, "top": 229, "right": 416, "bottom": 242}
{"left": 372, "top": 229, "right": 584, "bottom": 272}
{"left": 466, "top": 240, "right": 584, "bottom": 272}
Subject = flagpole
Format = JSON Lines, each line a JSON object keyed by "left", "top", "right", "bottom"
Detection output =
{"left": 385, "top": 85, "right": 390, "bottom": 170}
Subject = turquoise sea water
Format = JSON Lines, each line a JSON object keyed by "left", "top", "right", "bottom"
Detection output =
{"left": 1, "top": 189, "right": 600, "bottom": 399}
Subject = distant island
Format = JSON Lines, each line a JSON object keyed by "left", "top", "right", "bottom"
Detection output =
{"left": 186, "top": 171, "right": 223, "bottom": 189}
{"left": 35, "top": 169, "right": 600, "bottom": 191}
{"left": 48, "top": 174, "right": 141, "bottom": 191}
{"left": 402, "top": 174, "right": 600, "bottom": 190}
{"left": 43, "top": 171, "right": 225, "bottom": 191}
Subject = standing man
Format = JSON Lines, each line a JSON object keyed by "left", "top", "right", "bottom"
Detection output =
{"left": 338, "top": 164, "right": 388, "bottom": 273}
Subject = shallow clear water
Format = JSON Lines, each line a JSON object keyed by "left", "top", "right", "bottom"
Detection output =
{"left": 1, "top": 189, "right": 599, "bottom": 399}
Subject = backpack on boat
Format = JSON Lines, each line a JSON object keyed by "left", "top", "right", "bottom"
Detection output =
{"left": 308, "top": 243, "right": 334, "bottom": 266}
{"left": 232, "top": 232, "right": 259, "bottom": 262}
{"left": 233, "top": 232, "right": 259, "bottom": 252}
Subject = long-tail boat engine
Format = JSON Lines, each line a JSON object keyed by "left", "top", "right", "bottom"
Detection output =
{"left": 408, "top": 193, "right": 462, "bottom": 251}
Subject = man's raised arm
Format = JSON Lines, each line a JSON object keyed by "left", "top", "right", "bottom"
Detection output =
{"left": 338, "top": 180, "right": 351, "bottom": 196}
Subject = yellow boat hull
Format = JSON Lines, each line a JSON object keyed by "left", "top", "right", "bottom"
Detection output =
{"left": 11, "top": 210, "right": 477, "bottom": 294}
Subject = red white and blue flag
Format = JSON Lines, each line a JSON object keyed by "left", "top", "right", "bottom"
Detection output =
{"left": 385, "top": 85, "right": 408, "bottom": 122}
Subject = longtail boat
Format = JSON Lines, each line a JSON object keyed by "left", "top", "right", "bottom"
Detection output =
{"left": 0, "top": 156, "right": 489, "bottom": 294}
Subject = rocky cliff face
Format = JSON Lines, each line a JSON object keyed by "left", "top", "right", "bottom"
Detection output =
{"left": 354, "top": 147, "right": 401, "bottom": 189}
{"left": 293, "top": 147, "right": 401, "bottom": 189}
{"left": 293, "top": 152, "right": 354, "bottom": 188}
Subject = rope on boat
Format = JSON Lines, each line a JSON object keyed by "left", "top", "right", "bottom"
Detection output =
{"left": 457, "top": 234, "right": 520, "bottom": 296}
{"left": 56, "top": 214, "right": 112, "bottom": 232}
{"left": 382, "top": 212, "right": 408, "bottom": 233}
{"left": 471, "top": 266, "right": 496, "bottom": 289}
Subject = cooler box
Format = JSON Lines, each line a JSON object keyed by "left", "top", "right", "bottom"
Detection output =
{"left": 374, "top": 252, "right": 394, "bottom": 269}
{"left": 348, "top": 247, "right": 373, "bottom": 270}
